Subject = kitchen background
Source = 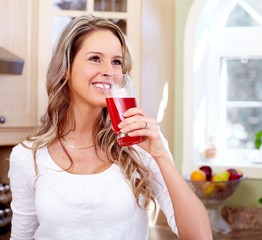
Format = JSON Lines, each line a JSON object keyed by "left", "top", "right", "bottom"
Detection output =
{"left": 0, "top": 0, "right": 262, "bottom": 235}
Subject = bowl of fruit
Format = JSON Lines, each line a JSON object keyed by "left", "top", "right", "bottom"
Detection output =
{"left": 186, "top": 166, "right": 245, "bottom": 233}
{"left": 187, "top": 166, "right": 244, "bottom": 206}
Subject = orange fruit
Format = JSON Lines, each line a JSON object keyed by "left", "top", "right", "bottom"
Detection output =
{"left": 190, "top": 170, "right": 206, "bottom": 181}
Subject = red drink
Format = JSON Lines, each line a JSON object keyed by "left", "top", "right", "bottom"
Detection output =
{"left": 106, "top": 97, "right": 142, "bottom": 146}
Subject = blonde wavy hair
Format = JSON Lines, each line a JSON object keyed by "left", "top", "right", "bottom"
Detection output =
{"left": 25, "top": 15, "right": 155, "bottom": 209}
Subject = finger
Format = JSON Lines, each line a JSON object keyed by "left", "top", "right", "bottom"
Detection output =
{"left": 119, "top": 115, "right": 150, "bottom": 129}
{"left": 123, "top": 107, "right": 147, "bottom": 118}
{"left": 119, "top": 119, "right": 156, "bottom": 136}
{"left": 118, "top": 115, "right": 143, "bottom": 128}
{"left": 144, "top": 121, "right": 150, "bottom": 129}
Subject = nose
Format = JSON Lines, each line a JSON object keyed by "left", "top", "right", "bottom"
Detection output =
{"left": 100, "top": 61, "right": 115, "bottom": 77}
{"left": 101, "top": 73, "right": 114, "bottom": 78}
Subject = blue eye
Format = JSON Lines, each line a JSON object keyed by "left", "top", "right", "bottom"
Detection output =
{"left": 89, "top": 56, "right": 100, "bottom": 62}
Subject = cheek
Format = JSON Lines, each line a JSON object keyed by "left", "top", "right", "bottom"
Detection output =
{"left": 70, "top": 68, "right": 92, "bottom": 87}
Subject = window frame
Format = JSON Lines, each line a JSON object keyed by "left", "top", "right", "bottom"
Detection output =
{"left": 182, "top": 0, "right": 262, "bottom": 179}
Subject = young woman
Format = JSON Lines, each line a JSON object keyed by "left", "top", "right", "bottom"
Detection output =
{"left": 8, "top": 15, "right": 212, "bottom": 240}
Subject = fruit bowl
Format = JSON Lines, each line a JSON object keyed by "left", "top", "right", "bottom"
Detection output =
{"left": 186, "top": 178, "right": 244, "bottom": 207}
{"left": 186, "top": 177, "right": 245, "bottom": 233}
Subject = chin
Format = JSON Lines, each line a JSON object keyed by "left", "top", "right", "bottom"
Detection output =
{"left": 97, "top": 102, "right": 107, "bottom": 108}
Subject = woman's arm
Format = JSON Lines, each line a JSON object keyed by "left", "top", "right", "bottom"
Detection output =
{"left": 119, "top": 108, "right": 212, "bottom": 240}
{"left": 8, "top": 144, "right": 39, "bottom": 239}
{"left": 153, "top": 150, "right": 212, "bottom": 239}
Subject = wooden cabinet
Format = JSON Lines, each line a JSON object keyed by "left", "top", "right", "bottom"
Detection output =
{"left": 37, "top": 0, "right": 142, "bottom": 120}
{"left": 0, "top": 0, "right": 38, "bottom": 145}
{"left": 0, "top": 0, "right": 141, "bottom": 145}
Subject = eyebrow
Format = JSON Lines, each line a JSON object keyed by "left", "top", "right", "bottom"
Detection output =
{"left": 86, "top": 51, "right": 123, "bottom": 59}
{"left": 86, "top": 51, "right": 102, "bottom": 55}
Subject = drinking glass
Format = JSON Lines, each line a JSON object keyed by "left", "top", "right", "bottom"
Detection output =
{"left": 104, "top": 74, "right": 142, "bottom": 146}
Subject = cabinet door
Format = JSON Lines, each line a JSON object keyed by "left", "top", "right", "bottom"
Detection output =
{"left": 38, "top": 0, "right": 141, "bottom": 122}
{"left": 0, "top": 0, "right": 37, "bottom": 128}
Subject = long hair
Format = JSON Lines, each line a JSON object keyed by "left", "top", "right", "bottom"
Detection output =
{"left": 26, "top": 15, "right": 155, "bottom": 209}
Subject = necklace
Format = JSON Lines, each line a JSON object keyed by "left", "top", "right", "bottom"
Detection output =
{"left": 62, "top": 137, "right": 95, "bottom": 150}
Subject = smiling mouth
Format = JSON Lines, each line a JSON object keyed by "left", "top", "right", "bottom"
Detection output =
{"left": 92, "top": 82, "right": 111, "bottom": 90}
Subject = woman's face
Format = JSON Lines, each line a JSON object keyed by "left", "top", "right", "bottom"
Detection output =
{"left": 69, "top": 29, "right": 123, "bottom": 109}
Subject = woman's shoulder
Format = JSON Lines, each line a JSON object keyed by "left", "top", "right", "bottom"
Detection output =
{"left": 8, "top": 140, "right": 39, "bottom": 180}
{"left": 11, "top": 140, "right": 34, "bottom": 156}
{"left": 9, "top": 140, "right": 36, "bottom": 167}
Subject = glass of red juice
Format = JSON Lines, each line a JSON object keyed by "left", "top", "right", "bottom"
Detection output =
{"left": 104, "top": 74, "right": 143, "bottom": 146}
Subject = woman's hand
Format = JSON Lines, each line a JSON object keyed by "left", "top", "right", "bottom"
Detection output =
{"left": 118, "top": 107, "right": 168, "bottom": 159}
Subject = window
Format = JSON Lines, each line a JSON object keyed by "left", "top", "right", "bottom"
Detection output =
{"left": 222, "top": 58, "right": 262, "bottom": 149}
{"left": 182, "top": 0, "right": 262, "bottom": 179}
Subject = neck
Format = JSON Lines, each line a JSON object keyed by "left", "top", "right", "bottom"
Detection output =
{"left": 68, "top": 105, "right": 102, "bottom": 132}
{"left": 62, "top": 105, "right": 103, "bottom": 145}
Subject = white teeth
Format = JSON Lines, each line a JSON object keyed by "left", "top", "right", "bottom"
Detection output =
{"left": 92, "top": 83, "right": 110, "bottom": 89}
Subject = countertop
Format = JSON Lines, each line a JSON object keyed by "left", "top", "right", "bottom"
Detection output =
{"left": 150, "top": 205, "right": 262, "bottom": 239}
{"left": 149, "top": 225, "right": 262, "bottom": 240}
{"left": 212, "top": 229, "right": 262, "bottom": 240}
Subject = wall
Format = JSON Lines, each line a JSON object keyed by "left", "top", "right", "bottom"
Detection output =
{"left": 140, "top": 0, "right": 175, "bottom": 225}
{"left": 173, "top": 0, "right": 193, "bottom": 171}
{"left": 141, "top": 0, "right": 174, "bottom": 148}
{"left": 174, "top": 0, "right": 262, "bottom": 208}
